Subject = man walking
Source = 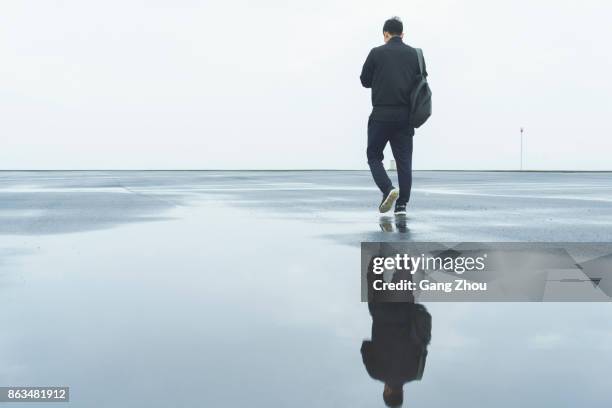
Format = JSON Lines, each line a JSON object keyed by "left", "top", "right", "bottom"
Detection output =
{"left": 360, "top": 17, "right": 427, "bottom": 215}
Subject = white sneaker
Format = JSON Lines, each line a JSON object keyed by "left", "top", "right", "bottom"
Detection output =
{"left": 379, "top": 188, "right": 399, "bottom": 213}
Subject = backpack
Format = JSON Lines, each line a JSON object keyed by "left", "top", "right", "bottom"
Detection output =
{"left": 409, "top": 48, "right": 432, "bottom": 128}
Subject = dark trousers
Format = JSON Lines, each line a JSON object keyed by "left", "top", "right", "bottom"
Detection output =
{"left": 367, "top": 118, "right": 414, "bottom": 205}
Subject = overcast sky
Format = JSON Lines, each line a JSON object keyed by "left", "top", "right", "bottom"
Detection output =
{"left": 2, "top": 0, "right": 611, "bottom": 170}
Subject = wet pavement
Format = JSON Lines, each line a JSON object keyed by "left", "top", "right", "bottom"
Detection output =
{"left": 1, "top": 171, "right": 611, "bottom": 407}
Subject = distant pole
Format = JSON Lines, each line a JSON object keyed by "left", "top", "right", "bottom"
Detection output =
{"left": 520, "top": 127, "right": 524, "bottom": 171}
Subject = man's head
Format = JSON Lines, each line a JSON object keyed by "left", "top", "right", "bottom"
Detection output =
{"left": 383, "top": 16, "right": 403, "bottom": 43}
{"left": 383, "top": 383, "right": 404, "bottom": 407}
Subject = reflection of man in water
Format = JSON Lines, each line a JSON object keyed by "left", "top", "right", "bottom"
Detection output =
{"left": 362, "top": 251, "right": 432, "bottom": 407}
{"left": 361, "top": 302, "right": 431, "bottom": 407}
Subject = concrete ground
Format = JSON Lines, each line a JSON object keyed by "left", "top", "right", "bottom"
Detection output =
{"left": 1, "top": 171, "right": 611, "bottom": 407}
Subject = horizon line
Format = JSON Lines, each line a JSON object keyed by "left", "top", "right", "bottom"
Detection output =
{"left": 1, "top": 169, "right": 612, "bottom": 173}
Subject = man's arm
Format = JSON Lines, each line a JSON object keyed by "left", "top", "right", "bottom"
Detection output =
{"left": 361, "top": 340, "right": 384, "bottom": 380}
{"left": 360, "top": 49, "right": 376, "bottom": 88}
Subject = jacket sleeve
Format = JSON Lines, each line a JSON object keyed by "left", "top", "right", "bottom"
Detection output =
{"left": 360, "top": 49, "right": 376, "bottom": 88}
{"left": 361, "top": 340, "right": 383, "bottom": 381}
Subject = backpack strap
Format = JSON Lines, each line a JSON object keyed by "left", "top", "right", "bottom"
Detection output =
{"left": 416, "top": 48, "right": 425, "bottom": 76}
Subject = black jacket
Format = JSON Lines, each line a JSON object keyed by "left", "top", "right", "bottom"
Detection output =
{"left": 360, "top": 37, "right": 427, "bottom": 122}
{"left": 361, "top": 302, "right": 431, "bottom": 387}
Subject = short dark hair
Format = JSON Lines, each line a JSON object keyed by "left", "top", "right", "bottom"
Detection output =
{"left": 383, "top": 17, "right": 403, "bottom": 36}
{"left": 383, "top": 386, "right": 403, "bottom": 407}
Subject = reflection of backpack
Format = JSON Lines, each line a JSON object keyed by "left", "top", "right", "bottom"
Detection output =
{"left": 411, "top": 303, "right": 432, "bottom": 346}
{"left": 409, "top": 48, "right": 432, "bottom": 128}
{"left": 410, "top": 303, "right": 432, "bottom": 380}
